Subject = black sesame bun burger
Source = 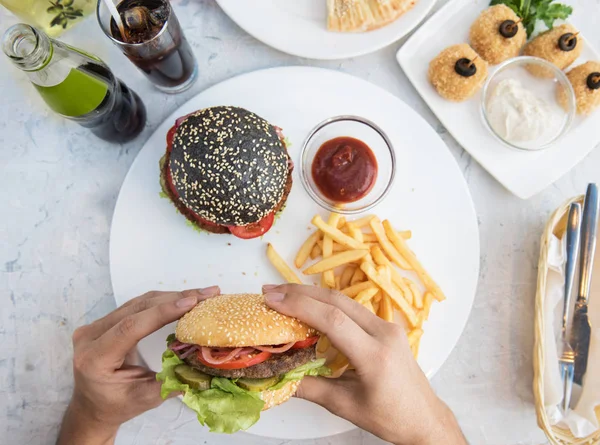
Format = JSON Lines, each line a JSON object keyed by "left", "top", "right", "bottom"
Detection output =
{"left": 160, "top": 106, "right": 293, "bottom": 239}
{"left": 157, "top": 294, "right": 330, "bottom": 434}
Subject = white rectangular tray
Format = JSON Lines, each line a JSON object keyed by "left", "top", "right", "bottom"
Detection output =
{"left": 397, "top": 0, "right": 600, "bottom": 199}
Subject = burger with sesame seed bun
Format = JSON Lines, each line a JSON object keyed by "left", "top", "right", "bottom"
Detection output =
{"left": 159, "top": 106, "right": 293, "bottom": 239}
{"left": 156, "top": 293, "right": 330, "bottom": 433}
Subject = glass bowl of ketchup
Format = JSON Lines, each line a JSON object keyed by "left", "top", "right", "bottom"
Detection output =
{"left": 300, "top": 115, "right": 396, "bottom": 214}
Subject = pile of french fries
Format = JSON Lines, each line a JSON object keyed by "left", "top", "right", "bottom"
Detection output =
{"left": 266, "top": 212, "right": 446, "bottom": 367}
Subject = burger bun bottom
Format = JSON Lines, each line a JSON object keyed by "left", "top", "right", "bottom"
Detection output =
{"left": 260, "top": 380, "right": 301, "bottom": 411}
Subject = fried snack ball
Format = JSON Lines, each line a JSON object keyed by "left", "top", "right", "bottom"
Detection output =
{"left": 558, "top": 61, "right": 600, "bottom": 115}
{"left": 523, "top": 24, "right": 583, "bottom": 77}
{"left": 469, "top": 4, "right": 526, "bottom": 65}
{"left": 428, "top": 43, "right": 489, "bottom": 102}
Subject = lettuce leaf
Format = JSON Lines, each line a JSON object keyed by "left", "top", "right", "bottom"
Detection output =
{"left": 269, "top": 358, "right": 330, "bottom": 390}
{"left": 156, "top": 348, "right": 331, "bottom": 433}
{"left": 156, "top": 350, "right": 264, "bottom": 433}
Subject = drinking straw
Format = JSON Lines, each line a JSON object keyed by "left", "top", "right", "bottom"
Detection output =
{"left": 101, "top": 0, "right": 126, "bottom": 40}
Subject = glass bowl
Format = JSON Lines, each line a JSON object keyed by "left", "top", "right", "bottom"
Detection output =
{"left": 300, "top": 115, "right": 396, "bottom": 214}
{"left": 481, "top": 56, "right": 576, "bottom": 151}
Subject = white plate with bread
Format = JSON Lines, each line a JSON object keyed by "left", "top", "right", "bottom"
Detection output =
{"left": 215, "top": 0, "right": 438, "bottom": 60}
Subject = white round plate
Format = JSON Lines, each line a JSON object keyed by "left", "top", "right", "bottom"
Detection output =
{"left": 110, "top": 66, "right": 479, "bottom": 440}
{"left": 215, "top": 0, "right": 438, "bottom": 60}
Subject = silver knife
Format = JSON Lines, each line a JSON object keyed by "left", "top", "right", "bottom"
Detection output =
{"left": 558, "top": 202, "right": 580, "bottom": 413}
{"left": 571, "top": 184, "right": 599, "bottom": 396}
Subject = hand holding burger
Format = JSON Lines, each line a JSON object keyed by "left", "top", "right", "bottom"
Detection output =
{"left": 262, "top": 284, "right": 468, "bottom": 445}
{"left": 58, "top": 285, "right": 467, "bottom": 445}
{"left": 56, "top": 287, "right": 220, "bottom": 445}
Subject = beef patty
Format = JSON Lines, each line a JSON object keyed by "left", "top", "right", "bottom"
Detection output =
{"left": 185, "top": 345, "right": 316, "bottom": 379}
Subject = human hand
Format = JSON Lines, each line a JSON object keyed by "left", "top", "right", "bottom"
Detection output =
{"left": 262, "top": 284, "right": 466, "bottom": 445}
{"left": 57, "top": 286, "right": 220, "bottom": 445}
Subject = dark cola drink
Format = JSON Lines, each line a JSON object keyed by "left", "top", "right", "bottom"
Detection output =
{"left": 97, "top": 0, "right": 198, "bottom": 93}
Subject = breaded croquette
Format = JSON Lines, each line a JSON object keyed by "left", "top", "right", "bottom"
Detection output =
{"left": 558, "top": 61, "right": 600, "bottom": 115}
{"left": 523, "top": 24, "right": 583, "bottom": 77}
{"left": 428, "top": 43, "right": 489, "bottom": 102}
{"left": 469, "top": 5, "right": 526, "bottom": 65}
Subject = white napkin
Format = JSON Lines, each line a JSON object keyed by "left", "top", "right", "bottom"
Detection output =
{"left": 544, "top": 233, "right": 600, "bottom": 437}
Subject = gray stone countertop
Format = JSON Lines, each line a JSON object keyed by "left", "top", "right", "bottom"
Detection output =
{"left": 1, "top": 0, "right": 599, "bottom": 444}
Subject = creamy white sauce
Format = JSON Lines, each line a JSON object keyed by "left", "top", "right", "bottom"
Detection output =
{"left": 486, "top": 79, "right": 551, "bottom": 144}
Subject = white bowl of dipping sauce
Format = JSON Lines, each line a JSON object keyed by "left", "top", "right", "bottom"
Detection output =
{"left": 481, "top": 56, "right": 576, "bottom": 151}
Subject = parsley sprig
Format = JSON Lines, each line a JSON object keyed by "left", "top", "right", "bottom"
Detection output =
{"left": 490, "top": 0, "right": 573, "bottom": 37}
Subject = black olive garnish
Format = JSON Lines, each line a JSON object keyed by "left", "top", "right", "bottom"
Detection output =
{"left": 455, "top": 58, "right": 477, "bottom": 77}
{"left": 499, "top": 20, "right": 518, "bottom": 38}
{"left": 587, "top": 72, "right": 600, "bottom": 90}
{"left": 558, "top": 33, "right": 578, "bottom": 52}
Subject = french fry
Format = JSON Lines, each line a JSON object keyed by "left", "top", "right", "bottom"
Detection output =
{"left": 373, "top": 290, "right": 383, "bottom": 303}
{"left": 322, "top": 213, "right": 342, "bottom": 288}
{"left": 383, "top": 220, "right": 446, "bottom": 301}
{"left": 349, "top": 214, "right": 375, "bottom": 228}
{"left": 267, "top": 243, "right": 302, "bottom": 284}
{"left": 371, "top": 245, "right": 412, "bottom": 304}
{"left": 340, "top": 280, "right": 376, "bottom": 298}
{"left": 317, "top": 240, "right": 347, "bottom": 253}
{"left": 363, "top": 233, "right": 378, "bottom": 243}
{"left": 338, "top": 216, "right": 347, "bottom": 228}
{"left": 334, "top": 275, "right": 341, "bottom": 290}
{"left": 408, "top": 328, "right": 423, "bottom": 346}
{"left": 295, "top": 230, "right": 321, "bottom": 269}
{"left": 312, "top": 215, "right": 368, "bottom": 250}
{"left": 379, "top": 294, "right": 394, "bottom": 322}
{"left": 355, "top": 287, "right": 379, "bottom": 304}
{"left": 340, "top": 266, "right": 355, "bottom": 289}
{"left": 362, "top": 299, "right": 376, "bottom": 314}
{"left": 369, "top": 217, "right": 412, "bottom": 270}
{"left": 376, "top": 264, "right": 392, "bottom": 284}
{"left": 320, "top": 273, "right": 330, "bottom": 289}
{"left": 347, "top": 223, "right": 364, "bottom": 244}
{"left": 411, "top": 341, "right": 420, "bottom": 359}
{"left": 373, "top": 299, "right": 380, "bottom": 314}
{"left": 415, "top": 310, "right": 425, "bottom": 328}
{"left": 310, "top": 243, "right": 322, "bottom": 259}
{"left": 398, "top": 230, "right": 412, "bottom": 240}
{"left": 423, "top": 292, "right": 435, "bottom": 320}
{"left": 363, "top": 231, "right": 412, "bottom": 243}
{"left": 350, "top": 268, "right": 366, "bottom": 285}
{"left": 304, "top": 250, "right": 369, "bottom": 275}
{"left": 399, "top": 281, "right": 414, "bottom": 306}
{"left": 360, "top": 262, "right": 418, "bottom": 327}
{"left": 405, "top": 278, "right": 423, "bottom": 309}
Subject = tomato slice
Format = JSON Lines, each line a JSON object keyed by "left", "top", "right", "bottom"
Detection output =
{"left": 166, "top": 124, "right": 178, "bottom": 151}
{"left": 197, "top": 350, "right": 272, "bottom": 370}
{"left": 291, "top": 336, "right": 319, "bottom": 349}
{"left": 227, "top": 212, "right": 275, "bottom": 240}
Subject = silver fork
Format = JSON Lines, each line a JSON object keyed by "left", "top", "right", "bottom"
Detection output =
{"left": 558, "top": 202, "right": 581, "bottom": 414}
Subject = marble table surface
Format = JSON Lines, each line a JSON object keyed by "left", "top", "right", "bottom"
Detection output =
{"left": 2, "top": 1, "right": 600, "bottom": 444}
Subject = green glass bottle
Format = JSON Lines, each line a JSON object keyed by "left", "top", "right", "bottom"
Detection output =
{"left": 2, "top": 23, "right": 146, "bottom": 143}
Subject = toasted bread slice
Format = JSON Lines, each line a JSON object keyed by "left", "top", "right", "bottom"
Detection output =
{"left": 327, "top": 0, "right": 374, "bottom": 32}
{"left": 365, "top": 0, "right": 416, "bottom": 30}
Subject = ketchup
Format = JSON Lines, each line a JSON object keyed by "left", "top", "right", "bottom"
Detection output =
{"left": 312, "top": 137, "right": 378, "bottom": 203}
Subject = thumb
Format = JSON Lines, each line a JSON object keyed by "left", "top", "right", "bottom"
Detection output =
{"left": 139, "top": 376, "right": 181, "bottom": 411}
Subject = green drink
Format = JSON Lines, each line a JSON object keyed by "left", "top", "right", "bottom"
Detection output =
{"left": 34, "top": 67, "right": 108, "bottom": 116}
{"left": 2, "top": 24, "right": 146, "bottom": 142}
